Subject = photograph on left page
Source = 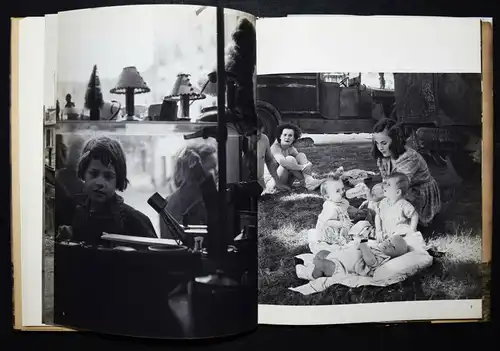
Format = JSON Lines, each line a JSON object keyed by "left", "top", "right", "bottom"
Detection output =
{"left": 43, "top": 5, "right": 258, "bottom": 338}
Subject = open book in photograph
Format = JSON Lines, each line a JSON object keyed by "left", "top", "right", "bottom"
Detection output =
{"left": 255, "top": 16, "right": 492, "bottom": 325}
{"left": 38, "top": 4, "right": 258, "bottom": 338}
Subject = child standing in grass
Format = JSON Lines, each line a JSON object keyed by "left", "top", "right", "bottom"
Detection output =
{"left": 374, "top": 172, "right": 419, "bottom": 241}
{"left": 57, "top": 136, "right": 157, "bottom": 246}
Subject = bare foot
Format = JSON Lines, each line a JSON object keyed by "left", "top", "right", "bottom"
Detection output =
{"left": 305, "top": 178, "right": 325, "bottom": 191}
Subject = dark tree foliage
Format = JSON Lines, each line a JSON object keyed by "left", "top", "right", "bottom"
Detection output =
{"left": 84, "top": 64, "right": 104, "bottom": 120}
{"left": 55, "top": 100, "right": 60, "bottom": 121}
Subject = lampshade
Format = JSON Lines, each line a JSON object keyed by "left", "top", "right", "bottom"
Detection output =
{"left": 165, "top": 73, "right": 206, "bottom": 101}
{"left": 110, "top": 66, "right": 150, "bottom": 94}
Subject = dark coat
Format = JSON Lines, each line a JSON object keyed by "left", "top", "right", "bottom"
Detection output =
{"left": 71, "top": 194, "right": 157, "bottom": 246}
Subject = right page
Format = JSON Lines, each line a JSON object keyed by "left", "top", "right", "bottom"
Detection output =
{"left": 255, "top": 15, "right": 492, "bottom": 325}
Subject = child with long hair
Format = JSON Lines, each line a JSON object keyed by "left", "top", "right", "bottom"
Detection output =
{"left": 159, "top": 142, "right": 218, "bottom": 239}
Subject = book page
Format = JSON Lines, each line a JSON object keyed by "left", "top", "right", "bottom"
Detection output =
{"left": 255, "top": 15, "right": 491, "bottom": 325}
{"left": 12, "top": 17, "right": 46, "bottom": 329}
{"left": 16, "top": 4, "right": 259, "bottom": 337}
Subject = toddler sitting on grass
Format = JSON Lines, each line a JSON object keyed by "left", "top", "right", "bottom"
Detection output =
{"left": 308, "top": 176, "right": 353, "bottom": 253}
{"left": 374, "top": 172, "right": 419, "bottom": 241}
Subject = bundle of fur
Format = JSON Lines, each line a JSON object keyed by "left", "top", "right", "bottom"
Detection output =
{"left": 202, "top": 17, "right": 257, "bottom": 130}
{"left": 222, "top": 18, "right": 258, "bottom": 182}
{"left": 224, "top": 17, "right": 256, "bottom": 89}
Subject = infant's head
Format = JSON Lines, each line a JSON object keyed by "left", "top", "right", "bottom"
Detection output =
{"left": 378, "top": 235, "right": 408, "bottom": 258}
{"left": 383, "top": 172, "right": 409, "bottom": 201}
{"left": 320, "top": 177, "right": 345, "bottom": 202}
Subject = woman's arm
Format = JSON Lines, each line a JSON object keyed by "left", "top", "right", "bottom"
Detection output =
{"left": 270, "top": 143, "right": 305, "bottom": 171}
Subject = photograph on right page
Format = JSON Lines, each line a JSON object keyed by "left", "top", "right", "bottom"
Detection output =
{"left": 257, "top": 71, "right": 483, "bottom": 304}
{"left": 255, "top": 17, "right": 490, "bottom": 324}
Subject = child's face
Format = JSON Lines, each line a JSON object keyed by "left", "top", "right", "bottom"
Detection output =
{"left": 280, "top": 128, "right": 295, "bottom": 147}
{"left": 324, "top": 181, "right": 345, "bottom": 202}
{"left": 383, "top": 177, "right": 401, "bottom": 201}
{"left": 378, "top": 236, "right": 407, "bottom": 257}
{"left": 202, "top": 154, "right": 218, "bottom": 182}
{"left": 83, "top": 158, "right": 117, "bottom": 204}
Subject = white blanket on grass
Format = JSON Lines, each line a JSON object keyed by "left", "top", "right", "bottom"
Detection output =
{"left": 289, "top": 231, "right": 433, "bottom": 295}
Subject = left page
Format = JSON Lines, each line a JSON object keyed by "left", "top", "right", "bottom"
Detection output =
{"left": 14, "top": 4, "right": 259, "bottom": 338}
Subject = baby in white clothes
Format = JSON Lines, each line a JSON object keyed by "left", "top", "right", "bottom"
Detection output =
{"left": 308, "top": 177, "right": 353, "bottom": 252}
{"left": 375, "top": 172, "right": 419, "bottom": 241}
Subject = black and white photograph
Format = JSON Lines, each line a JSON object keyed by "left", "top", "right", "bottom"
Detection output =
{"left": 257, "top": 72, "right": 483, "bottom": 306}
{"left": 43, "top": 4, "right": 258, "bottom": 338}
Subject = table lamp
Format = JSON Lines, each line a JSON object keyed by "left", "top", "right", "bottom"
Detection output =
{"left": 110, "top": 66, "right": 150, "bottom": 121}
{"left": 165, "top": 73, "right": 206, "bottom": 120}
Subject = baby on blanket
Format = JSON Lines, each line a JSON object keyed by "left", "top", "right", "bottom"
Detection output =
{"left": 310, "top": 235, "right": 409, "bottom": 279}
{"left": 308, "top": 177, "right": 353, "bottom": 251}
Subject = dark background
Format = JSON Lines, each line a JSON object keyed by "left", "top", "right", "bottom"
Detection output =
{"left": 2, "top": 0, "right": 498, "bottom": 349}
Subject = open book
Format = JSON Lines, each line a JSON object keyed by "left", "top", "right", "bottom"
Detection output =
{"left": 11, "top": 4, "right": 493, "bottom": 339}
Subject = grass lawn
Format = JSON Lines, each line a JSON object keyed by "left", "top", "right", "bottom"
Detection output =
{"left": 258, "top": 141, "right": 485, "bottom": 305}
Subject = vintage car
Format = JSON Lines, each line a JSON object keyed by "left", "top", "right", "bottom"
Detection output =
{"left": 256, "top": 73, "right": 395, "bottom": 142}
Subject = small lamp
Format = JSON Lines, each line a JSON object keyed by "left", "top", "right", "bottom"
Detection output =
{"left": 110, "top": 66, "right": 150, "bottom": 121}
{"left": 165, "top": 73, "right": 206, "bottom": 120}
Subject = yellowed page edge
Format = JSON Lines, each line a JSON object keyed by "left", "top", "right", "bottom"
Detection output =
{"left": 11, "top": 17, "right": 74, "bottom": 332}
{"left": 481, "top": 21, "right": 493, "bottom": 264}
{"left": 11, "top": 17, "right": 23, "bottom": 331}
{"left": 432, "top": 19, "right": 493, "bottom": 325}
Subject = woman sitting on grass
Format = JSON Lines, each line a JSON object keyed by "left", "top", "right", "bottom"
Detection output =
{"left": 268, "top": 123, "right": 324, "bottom": 192}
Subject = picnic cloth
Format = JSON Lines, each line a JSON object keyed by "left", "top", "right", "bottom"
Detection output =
{"left": 341, "top": 169, "right": 378, "bottom": 187}
{"left": 291, "top": 231, "right": 433, "bottom": 295}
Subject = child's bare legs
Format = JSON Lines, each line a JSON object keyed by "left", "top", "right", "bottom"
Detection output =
{"left": 312, "top": 251, "right": 337, "bottom": 278}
